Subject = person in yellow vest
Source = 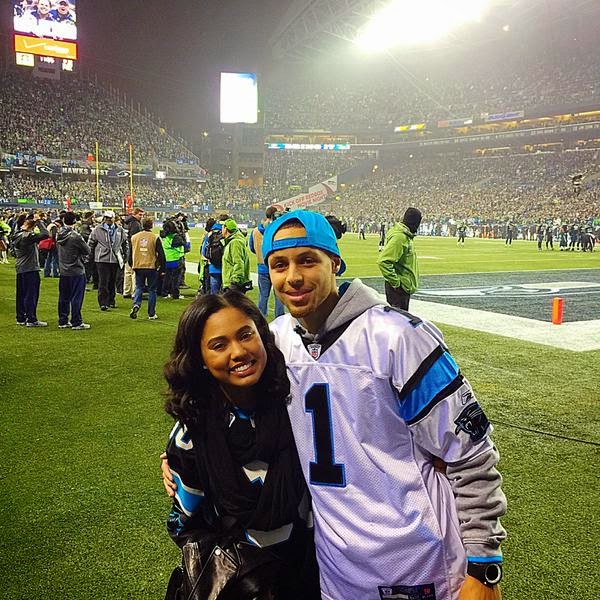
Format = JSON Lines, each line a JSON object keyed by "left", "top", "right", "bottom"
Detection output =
{"left": 129, "top": 217, "right": 166, "bottom": 320}
{"left": 160, "top": 218, "right": 186, "bottom": 300}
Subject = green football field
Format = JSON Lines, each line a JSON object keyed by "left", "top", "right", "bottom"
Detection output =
{"left": 0, "top": 231, "right": 598, "bottom": 599}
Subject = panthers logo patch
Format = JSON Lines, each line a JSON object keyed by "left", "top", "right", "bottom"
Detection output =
{"left": 454, "top": 402, "right": 490, "bottom": 442}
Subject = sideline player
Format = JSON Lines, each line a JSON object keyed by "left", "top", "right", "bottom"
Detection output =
{"left": 164, "top": 210, "right": 506, "bottom": 600}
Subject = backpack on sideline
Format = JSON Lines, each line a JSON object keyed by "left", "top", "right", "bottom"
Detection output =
{"left": 206, "top": 230, "right": 224, "bottom": 268}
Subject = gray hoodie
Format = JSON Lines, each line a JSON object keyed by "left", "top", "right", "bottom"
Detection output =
{"left": 12, "top": 221, "right": 49, "bottom": 274}
{"left": 295, "top": 278, "right": 507, "bottom": 559}
{"left": 56, "top": 226, "right": 90, "bottom": 276}
{"left": 88, "top": 223, "right": 128, "bottom": 265}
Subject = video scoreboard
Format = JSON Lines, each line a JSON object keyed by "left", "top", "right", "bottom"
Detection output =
{"left": 13, "top": 0, "right": 78, "bottom": 70}
{"left": 220, "top": 73, "right": 258, "bottom": 124}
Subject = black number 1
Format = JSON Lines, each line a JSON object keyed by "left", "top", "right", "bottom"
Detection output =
{"left": 305, "top": 383, "right": 346, "bottom": 487}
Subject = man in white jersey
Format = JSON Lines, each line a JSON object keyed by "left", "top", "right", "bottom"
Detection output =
{"left": 163, "top": 210, "right": 506, "bottom": 600}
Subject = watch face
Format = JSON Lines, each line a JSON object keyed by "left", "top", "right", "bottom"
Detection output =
{"left": 485, "top": 563, "right": 503, "bottom": 585}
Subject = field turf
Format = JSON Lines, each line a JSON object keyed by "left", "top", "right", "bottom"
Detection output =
{"left": 1, "top": 231, "right": 598, "bottom": 599}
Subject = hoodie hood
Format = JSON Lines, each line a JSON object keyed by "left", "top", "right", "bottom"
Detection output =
{"left": 394, "top": 222, "right": 415, "bottom": 240}
{"left": 56, "top": 227, "right": 75, "bottom": 245}
{"left": 297, "top": 279, "right": 387, "bottom": 343}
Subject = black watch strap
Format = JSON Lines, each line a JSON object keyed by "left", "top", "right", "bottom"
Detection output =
{"left": 467, "top": 562, "right": 503, "bottom": 586}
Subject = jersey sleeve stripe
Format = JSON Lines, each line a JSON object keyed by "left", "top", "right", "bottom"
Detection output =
{"left": 171, "top": 469, "right": 205, "bottom": 517}
{"left": 399, "top": 352, "right": 460, "bottom": 423}
{"left": 397, "top": 345, "right": 445, "bottom": 402}
{"left": 405, "top": 374, "right": 464, "bottom": 425}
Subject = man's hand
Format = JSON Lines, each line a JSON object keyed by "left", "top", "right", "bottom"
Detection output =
{"left": 160, "top": 452, "right": 177, "bottom": 497}
{"left": 458, "top": 575, "right": 502, "bottom": 600}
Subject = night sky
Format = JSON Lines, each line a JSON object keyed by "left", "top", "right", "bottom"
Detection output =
{"left": 79, "top": 0, "right": 289, "bottom": 137}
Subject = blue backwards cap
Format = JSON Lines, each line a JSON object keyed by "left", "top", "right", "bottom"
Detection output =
{"left": 262, "top": 210, "right": 346, "bottom": 276}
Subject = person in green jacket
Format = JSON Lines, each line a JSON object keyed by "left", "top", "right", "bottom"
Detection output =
{"left": 377, "top": 207, "right": 422, "bottom": 310}
{"left": 221, "top": 218, "right": 251, "bottom": 293}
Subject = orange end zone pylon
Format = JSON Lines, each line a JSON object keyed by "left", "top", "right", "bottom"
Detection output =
{"left": 551, "top": 297, "right": 564, "bottom": 325}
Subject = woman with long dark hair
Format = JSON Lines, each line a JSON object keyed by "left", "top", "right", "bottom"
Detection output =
{"left": 163, "top": 290, "right": 319, "bottom": 600}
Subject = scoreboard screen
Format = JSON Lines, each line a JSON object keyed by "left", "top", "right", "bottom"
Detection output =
{"left": 220, "top": 72, "right": 258, "bottom": 124}
{"left": 13, "top": 0, "right": 78, "bottom": 62}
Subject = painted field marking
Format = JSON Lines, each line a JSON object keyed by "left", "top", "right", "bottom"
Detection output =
{"left": 416, "top": 281, "right": 600, "bottom": 297}
{"left": 411, "top": 299, "right": 600, "bottom": 352}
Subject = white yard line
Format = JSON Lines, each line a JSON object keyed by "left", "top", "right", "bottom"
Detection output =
{"left": 411, "top": 299, "right": 600, "bottom": 352}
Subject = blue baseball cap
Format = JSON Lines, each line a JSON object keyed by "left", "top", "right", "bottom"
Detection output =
{"left": 262, "top": 209, "right": 346, "bottom": 276}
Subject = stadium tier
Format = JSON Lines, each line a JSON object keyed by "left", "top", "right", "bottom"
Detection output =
{"left": 262, "top": 51, "right": 600, "bottom": 131}
{"left": 0, "top": 70, "right": 200, "bottom": 166}
{"left": 319, "top": 151, "right": 600, "bottom": 226}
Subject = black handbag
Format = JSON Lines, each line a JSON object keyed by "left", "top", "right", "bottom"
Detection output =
{"left": 165, "top": 532, "right": 282, "bottom": 600}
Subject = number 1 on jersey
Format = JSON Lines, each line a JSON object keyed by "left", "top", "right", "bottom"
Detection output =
{"left": 305, "top": 383, "right": 346, "bottom": 487}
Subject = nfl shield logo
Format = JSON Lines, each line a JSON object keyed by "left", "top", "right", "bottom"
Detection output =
{"left": 307, "top": 343, "right": 322, "bottom": 360}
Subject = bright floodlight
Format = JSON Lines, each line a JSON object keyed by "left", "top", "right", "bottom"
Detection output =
{"left": 355, "top": 0, "right": 490, "bottom": 51}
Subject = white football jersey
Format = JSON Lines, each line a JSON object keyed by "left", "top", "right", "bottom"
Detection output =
{"left": 271, "top": 307, "right": 495, "bottom": 600}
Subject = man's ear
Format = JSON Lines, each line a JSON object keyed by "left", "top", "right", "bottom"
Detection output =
{"left": 332, "top": 256, "right": 341, "bottom": 274}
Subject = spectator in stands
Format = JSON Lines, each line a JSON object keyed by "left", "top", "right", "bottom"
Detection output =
{"left": 12, "top": 211, "right": 49, "bottom": 327}
{"left": 377, "top": 208, "right": 422, "bottom": 311}
{"left": 129, "top": 216, "right": 165, "bottom": 321}
{"left": 88, "top": 210, "right": 128, "bottom": 311}
{"left": 31, "top": 0, "right": 54, "bottom": 37}
{"left": 50, "top": 0, "right": 76, "bottom": 39}
{"left": 50, "top": 0, "right": 75, "bottom": 23}
{"left": 56, "top": 211, "right": 91, "bottom": 330}
{"left": 221, "top": 218, "right": 251, "bottom": 294}
{"left": 249, "top": 206, "right": 284, "bottom": 317}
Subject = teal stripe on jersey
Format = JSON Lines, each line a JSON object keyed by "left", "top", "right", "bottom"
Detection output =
{"left": 172, "top": 470, "right": 205, "bottom": 517}
{"left": 400, "top": 352, "right": 460, "bottom": 423}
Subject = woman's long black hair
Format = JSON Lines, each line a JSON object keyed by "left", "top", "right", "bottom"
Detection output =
{"left": 164, "top": 290, "right": 290, "bottom": 422}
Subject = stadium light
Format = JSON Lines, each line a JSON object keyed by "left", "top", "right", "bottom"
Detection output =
{"left": 354, "top": 0, "right": 490, "bottom": 52}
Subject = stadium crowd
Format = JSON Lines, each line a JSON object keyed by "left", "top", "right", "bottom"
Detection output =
{"left": 0, "top": 175, "right": 263, "bottom": 225}
{"left": 263, "top": 150, "right": 370, "bottom": 196}
{"left": 320, "top": 150, "right": 600, "bottom": 231}
{"left": 263, "top": 53, "right": 600, "bottom": 131}
{"left": 0, "top": 71, "right": 198, "bottom": 165}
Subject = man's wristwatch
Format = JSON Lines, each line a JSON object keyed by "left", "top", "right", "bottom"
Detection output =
{"left": 467, "top": 562, "right": 503, "bottom": 587}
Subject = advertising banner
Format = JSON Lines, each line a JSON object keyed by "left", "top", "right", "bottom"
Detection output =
{"left": 36, "top": 164, "right": 61, "bottom": 174}
{"left": 482, "top": 110, "right": 524, "bottom": 123}
{"left": 267, "top": 143, "right": 351, "bottom": 151}
{"left": 438, "top": 117, "right": 474, "bottom": 128}
{"left": 394, "top": 123, "right": 426, "bottom": 133}
{"left": 275, "top": 177, "right": 337, "bottom": 211}
{"left": 14, "top": 34, "right": 77, "bottom": 60}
